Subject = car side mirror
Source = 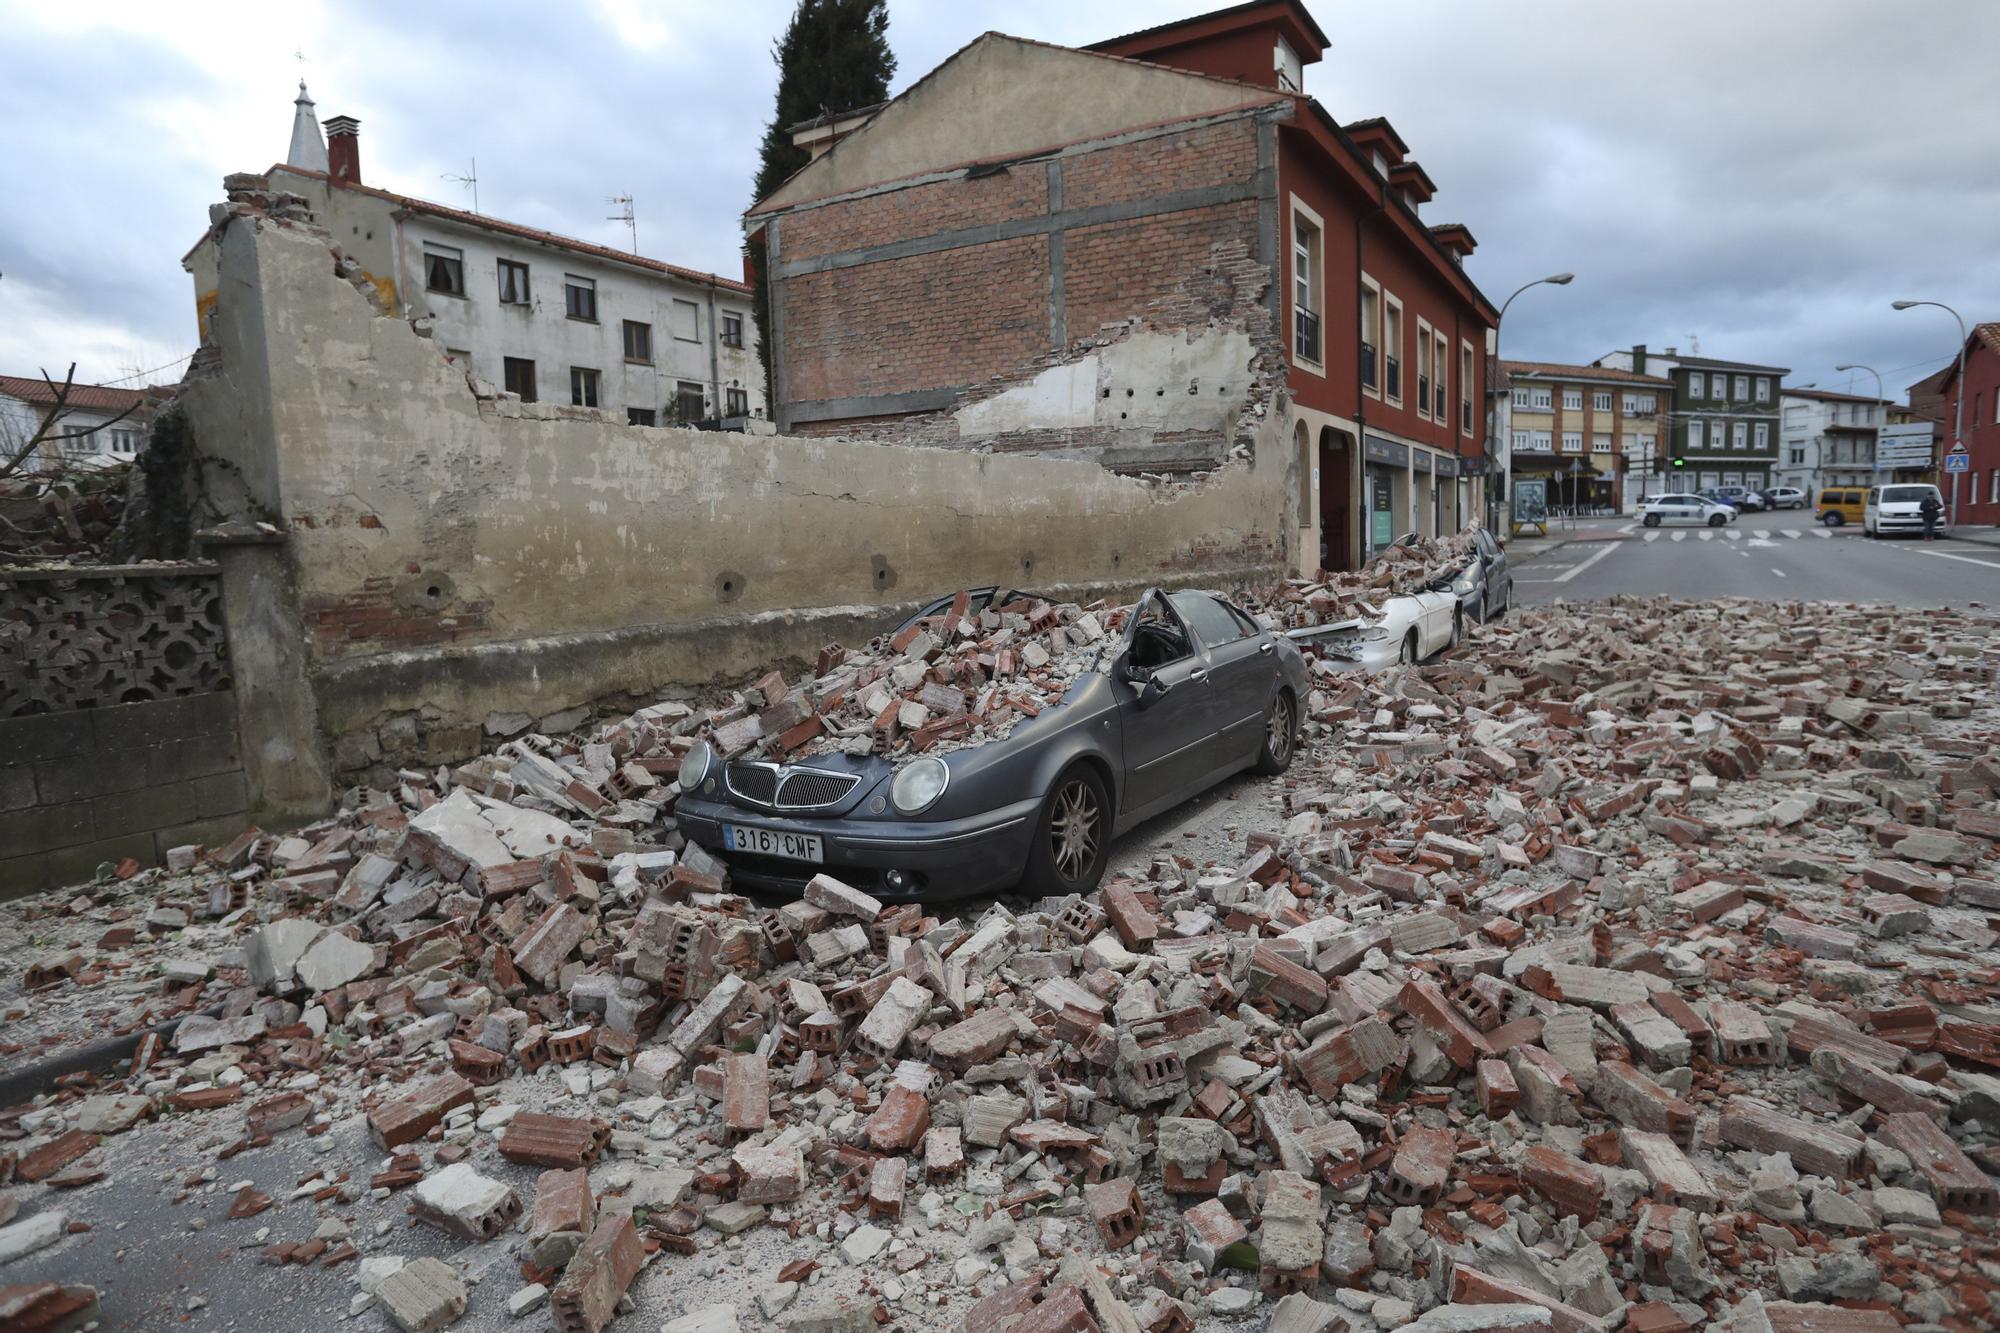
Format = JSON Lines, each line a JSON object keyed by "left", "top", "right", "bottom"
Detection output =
{"left": 1136, "top": 673, "right": 1170, "bottom": 710}
{"left": 1117, "top": 653, "right": 1148, "bottom": 686}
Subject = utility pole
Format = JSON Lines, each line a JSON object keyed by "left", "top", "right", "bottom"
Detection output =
{"left": 1893, "top": 301, "right": 1966, "bottom": 528}
{"left": 1494, "top": 273, "right": 1575, "bottom": 534}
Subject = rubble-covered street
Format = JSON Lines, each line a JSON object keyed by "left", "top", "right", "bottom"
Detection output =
{"left": 4, "top": 590, "right": 1999, "bottom": 1333}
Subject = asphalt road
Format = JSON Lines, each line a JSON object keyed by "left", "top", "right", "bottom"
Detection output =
{"left": 1513, "top": 508, "right": 2000, "bottom": 608}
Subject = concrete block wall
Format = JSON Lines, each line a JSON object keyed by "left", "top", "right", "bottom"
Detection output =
{"left": 0, "top": 693, "right": 249, "bottom": 898}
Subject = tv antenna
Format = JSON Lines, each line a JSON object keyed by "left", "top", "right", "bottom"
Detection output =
{"left": 1685, "top": 332, "right": 1701, "bottom": 356}
{"left": 607, "top": 194, "right": 637, "bottom": 252}
{"left": 443, "top": 159, "right": 479, "bottom": 214}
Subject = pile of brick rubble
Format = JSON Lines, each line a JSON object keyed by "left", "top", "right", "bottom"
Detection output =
{"left": 3, "top": 593, "right": 1999, "bottom": 1333}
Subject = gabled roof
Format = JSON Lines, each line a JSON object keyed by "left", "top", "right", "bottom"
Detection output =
{"left": 1934, "top": 322, "right": 2000, "bottom": 393}
{"left": 750, "top": 32, "right": 1289, "bottom": 216}
{"left": 1781, "top": 387, "right": 1892, "bottom": 405}
{"left": 0, "top": 374, "right": 151, "bottom": 413}
{"left": 1087, "top": 0, "right": 1330, "bottom": 62}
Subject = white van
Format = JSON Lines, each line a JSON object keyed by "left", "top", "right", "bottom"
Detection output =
{"left": 1863, "top": 483, "right": 1945, "bottom": 538}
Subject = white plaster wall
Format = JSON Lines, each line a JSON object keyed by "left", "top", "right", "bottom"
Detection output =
{"left": 953, "top": 330, "right": 1256, "bottom": 438}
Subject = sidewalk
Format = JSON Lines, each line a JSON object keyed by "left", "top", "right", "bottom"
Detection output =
{"left": 1502, "top": 515, "right": 1633, "bottom": 566}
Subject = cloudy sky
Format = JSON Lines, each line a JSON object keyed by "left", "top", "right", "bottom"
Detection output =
{"left": 4, "top": 0, "right": 1997, "bottom": 400}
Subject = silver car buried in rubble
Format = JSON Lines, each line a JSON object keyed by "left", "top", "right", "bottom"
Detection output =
{"left": 1287, "top": 540, "right": 1505, "bottom": 671}
{"left": 672, "top": 588, "right": 1310, "bottom": 903}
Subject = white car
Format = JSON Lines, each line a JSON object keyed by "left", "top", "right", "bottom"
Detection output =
{"left": 1638, "top": 494, "right": 1737, "bottom": 528}
{"left": 1288, "top": 578, "right": 1464, "bottom": 669}
{"left": 1863, "top": 483, "right": 1946, "bottom": 538}
{"left": 1762, "top": 486, "right": 1808, "bottom": 510}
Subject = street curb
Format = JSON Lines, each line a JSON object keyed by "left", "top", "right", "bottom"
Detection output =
{"left": 0, "top": 1006, "right": 217, "bottom": 1109}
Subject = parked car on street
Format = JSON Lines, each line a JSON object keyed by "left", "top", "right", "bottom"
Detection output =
{"left": 1638, "top": 494, "right": 1738, "bottom": 527}
{"left": 1863, "top": 483, "right": 1947, "bottom": 538}
{"left": 1451, "top": 527, "right": 1512, "bottom": 624}
{"left": 1761, "top": 486, "right": 1808, "bottom": 510}
{"left": 1817, "top": 487, "right": 1865, "bottom": 527}
{"left": 1698, "top": 485, "right": 1767, "bottom": 512}
{"left": 674, "top": 587, "right": 1310, "bottom": 902}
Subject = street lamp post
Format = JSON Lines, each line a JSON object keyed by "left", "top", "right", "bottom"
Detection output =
{"left": 1495, "top": 273, "right": 1574, "bottom": 533}
{"left": 1833, "top": 362, "right": 1884, "bottom": 485}
{"left": 1892, "top": 300, "right": 1966, "bottom": 527}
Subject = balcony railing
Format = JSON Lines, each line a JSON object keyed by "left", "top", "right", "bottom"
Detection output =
{"left": 1385, "top": 356, "right": 1401, "bottom": 401}
{"left": 1294, "top": 308, "right": 1321, "bottom": 364}
{"left": 1434, "top": 385, "right": 1447, "bottom": 418}
{"left": 1418, "top": 374, "right": 1430, "bottom": 412}
{"left": 1360, "top": 340, "right": 1377, "bottom": 389}
{"left": 1462, "top": 401, "right": 1473, "bottom": 432}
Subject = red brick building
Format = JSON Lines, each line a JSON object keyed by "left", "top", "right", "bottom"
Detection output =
{"left": 747, "top": 0, "right": 1496, "bottom": 572}
{"left": 1936, "top": 322, "right": 2000, "bottom": 527}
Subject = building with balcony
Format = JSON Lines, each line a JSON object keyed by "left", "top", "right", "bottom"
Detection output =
{"left": 746, "top": 0, "right": 1496, "bottom": 574}
{"left": 184, "top": 84, "right": 763, "bottom": 429}
{"left": 1492, "top": 360, "right": 1669, "bottom": 513}
{"left": 1775, "top": 387, "right": 1894, "bottom": 495}
{"left": 1595, "top": 345, "right": 1787, "bottom": 494}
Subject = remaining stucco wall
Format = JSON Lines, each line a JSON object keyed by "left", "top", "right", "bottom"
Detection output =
{"left": 179, "top": 212, "right": 1293, "bottom": 795}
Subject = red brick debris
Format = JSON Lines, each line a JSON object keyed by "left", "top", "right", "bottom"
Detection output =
{"left": 3, "top": 586, "right": 1998, "bottom": 1330}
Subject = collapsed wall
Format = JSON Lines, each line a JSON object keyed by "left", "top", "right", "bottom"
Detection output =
{"left": 177, "top": 199, "right": 1293, "bottom": 810}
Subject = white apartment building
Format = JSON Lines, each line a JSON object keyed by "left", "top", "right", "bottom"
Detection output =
{"left": 1776, "top": 387, "right": 1891, "bottom": 495}
{"left": 186, "top": 85, "right": 764, "bottom": 427}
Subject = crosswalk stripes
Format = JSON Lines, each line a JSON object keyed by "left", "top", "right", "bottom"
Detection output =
{"left": 1643, "top": 531, "right": 1661, "bottom": 542}
{"left": 1724, "top": 529, "right": 1742, "bottom": 540}
{"left": 1699, "top": 531, "right": 1715, "bottom": 541}
{"left": 1752, "top": 529, "right": 1770, "bottom": 539}
{"left": 1672, "top": 532, "right": 1687, "bottom": 541}
{"left": 1785, "top": 531, "right": 1801, "bottom": 539}
{"left": 1813, "top": 530, "right": 1831, "bottom": 538}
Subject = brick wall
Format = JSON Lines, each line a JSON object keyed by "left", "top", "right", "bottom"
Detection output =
{"left": 771, "top": 112, "right": 1274, "bottom": 442}
{"left": 0, "top": 694, "right": 248, "bottom": 898}
{"left": 781, "top": 235, "right": 1053, "bottom": 402}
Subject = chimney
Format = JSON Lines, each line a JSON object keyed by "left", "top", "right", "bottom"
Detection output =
{"left": 324, "top": 116, "right": 362, "bottom": 186}
{"left": 1663, "top": 346, "right": 1677, "bottom": 357}
{"left": 1631, "top": 343, "right": 1647, "bottom": 374}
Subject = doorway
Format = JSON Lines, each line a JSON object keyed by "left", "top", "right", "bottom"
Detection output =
{"left": 1319, "top": 428, "right": 1352, "bottom": 572}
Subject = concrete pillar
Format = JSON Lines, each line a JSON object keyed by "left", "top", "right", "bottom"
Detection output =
{"left": 209, "top": 536, "right": 334, "bottom": 822}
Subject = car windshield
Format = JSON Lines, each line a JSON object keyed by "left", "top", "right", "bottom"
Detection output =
{"left": 1880, "top": 486, "right": 1936, "bottom": 504}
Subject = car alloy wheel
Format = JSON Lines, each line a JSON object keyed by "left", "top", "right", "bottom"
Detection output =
{"left": 1643, "top": 514, "right": 1660, "bottom": 527}
{"left": 1254, "top": 691, "right": 1296, "bottom": 775}
{"left": 1048, "top": 776, "right": 1102, "bottom": 883}
{"left": 1708, "top": 514, "right": 1725, "bottom": 527}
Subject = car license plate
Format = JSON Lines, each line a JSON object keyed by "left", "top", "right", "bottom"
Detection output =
{"left": 723, "top": 824, "right": 823, "bottom": 862}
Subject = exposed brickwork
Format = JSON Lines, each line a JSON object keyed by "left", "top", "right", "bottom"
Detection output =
{"left": 303, "top": 577, "right": 494, "bottom": 657}
{"left": 1060, "top": 119, "right": 1258, "bottom": 211}
{"left": 1063, "top": 201, "right": 1261, "bottom": 341}
{"left": 780, "top": 235, "right": 1052, "bottom": 403}
{"left": 782, "top": 169, "right": 1050, "bottom": 264}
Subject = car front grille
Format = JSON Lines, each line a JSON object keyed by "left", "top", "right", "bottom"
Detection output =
{"left": 724, "top": 763, "right": 859, "bottom": 811}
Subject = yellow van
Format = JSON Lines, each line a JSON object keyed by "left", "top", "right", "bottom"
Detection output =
{"left": 1817, "top": 487, "right": 1865, "bottom": 528}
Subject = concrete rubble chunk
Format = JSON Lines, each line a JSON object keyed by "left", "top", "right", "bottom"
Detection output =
{"left": 374, "top": 1256, "right": 467, "bottom": 1333}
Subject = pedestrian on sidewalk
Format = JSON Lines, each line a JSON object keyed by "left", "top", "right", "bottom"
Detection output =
{"left": 1920, "top": 489, "right": 1943, "bottom": 540}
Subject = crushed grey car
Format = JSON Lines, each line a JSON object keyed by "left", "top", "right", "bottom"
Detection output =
{"left": 672, "top": 588, "right": 1311, "bottom": 902}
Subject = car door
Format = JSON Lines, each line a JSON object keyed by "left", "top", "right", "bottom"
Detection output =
{"left": 1475, "top": 528, "right": 1509, "bottom": 613}
{"left": 1115, "top": 592, "right": 1217, "bottom": 817}
{"left": 1171, "top": 591, "right": 1268, "bottom": 769}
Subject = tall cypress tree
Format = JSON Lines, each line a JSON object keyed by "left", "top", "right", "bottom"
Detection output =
{"left": 750, "top": 0, "right": 896, "bottom": 406}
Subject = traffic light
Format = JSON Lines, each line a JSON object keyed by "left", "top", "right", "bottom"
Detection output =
{"left": 1670, "top": 457, "right": 1686, "bottom": 469}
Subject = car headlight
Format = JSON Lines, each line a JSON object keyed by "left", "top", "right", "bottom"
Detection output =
{"left": 890, "top": 756, "right": 949, "bottom": 816}
{"left": 1358, "top": 625, "right": 1391, "bottom": 642}
{"left": 678, "top": 740, "right": 714, "bottom": 792}
{"left": 1452, "top": 575, "right": 1475, "bottom": 594}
